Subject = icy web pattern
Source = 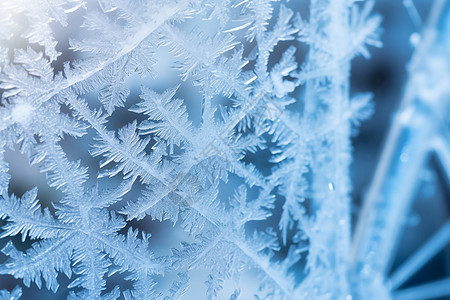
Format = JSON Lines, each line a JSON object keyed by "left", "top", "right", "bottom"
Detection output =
{"left": 0, "top": 0, "right": 380, "bottom": 299}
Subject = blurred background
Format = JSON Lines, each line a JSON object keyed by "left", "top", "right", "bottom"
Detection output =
{"left": 351, "top": 0, "right": 450, "bottom": 298}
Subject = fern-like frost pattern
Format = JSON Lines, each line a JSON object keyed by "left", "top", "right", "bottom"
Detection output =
{"left": 0, "top": 0, "right": 380, "bottom": 299}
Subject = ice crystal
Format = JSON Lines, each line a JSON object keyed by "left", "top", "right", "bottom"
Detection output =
{"left": 0, "top": 0, "right": 380, "bottom": 299}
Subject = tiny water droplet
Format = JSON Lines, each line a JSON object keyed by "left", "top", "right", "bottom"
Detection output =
{"left": 409, "top": 32, "right": 420, "bottom": 47}
{"left": 328, "top": 182, "right": 335, "bottom": 191}
{"left": 11, "top": 103, "right": 34, "bottom": 125}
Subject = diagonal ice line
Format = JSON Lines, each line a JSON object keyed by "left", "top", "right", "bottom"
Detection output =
{"left": 393, "top": 277, "right": 450, "bottom": 300}
{"left": 432, "top": 136, "right": 450, "bottom": 183}
{"left": 402, "top": 0, "right": 423, "bottom": 29}
{"left": 386, "top": 135, "right": 450, "bottom": 290}
{"left": 29, "top": 1, "right": 191, "bottom": 108}
{"left": 389, "top": 220, "right": 450, "bottom": 290}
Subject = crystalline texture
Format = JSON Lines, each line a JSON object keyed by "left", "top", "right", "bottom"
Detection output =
{"left": 0, "top": 0, "right": 380, "bottom": 299}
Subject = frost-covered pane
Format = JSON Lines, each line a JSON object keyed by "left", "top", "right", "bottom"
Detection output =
{"left": 0, "top": 0, "right": 382, "bottom": 299}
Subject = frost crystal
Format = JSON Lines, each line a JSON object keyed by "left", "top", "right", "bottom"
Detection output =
{"left": 0, "top": 0, "right": 380, "bottom": 299}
